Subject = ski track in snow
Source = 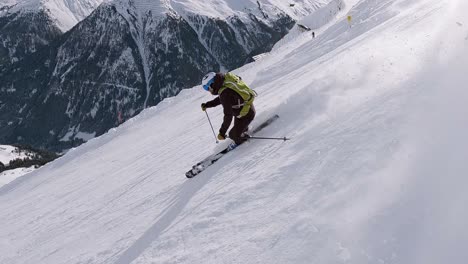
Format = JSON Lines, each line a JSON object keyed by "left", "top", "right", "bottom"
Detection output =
{"left": 1, "top": 0, "right": 468, "bottom": 263}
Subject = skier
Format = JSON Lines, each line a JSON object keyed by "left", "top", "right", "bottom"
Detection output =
{"left": 200, "top": 72, "right": 256, "bottom": 151}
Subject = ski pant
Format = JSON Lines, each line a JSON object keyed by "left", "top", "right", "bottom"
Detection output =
{"left": 229, "top": 105, "right": 255, "bottom": 145}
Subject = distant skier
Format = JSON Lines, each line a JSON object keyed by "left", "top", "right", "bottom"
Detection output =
{"left": 200, "top": 72, "right": 257, "bottom": 151}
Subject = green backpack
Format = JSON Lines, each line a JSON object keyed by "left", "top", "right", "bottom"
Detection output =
{"left": 218, "top": 73, "right": 257, "bottom": 117}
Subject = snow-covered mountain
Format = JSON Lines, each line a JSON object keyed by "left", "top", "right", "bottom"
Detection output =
{"left": 0, "top": 144, "right": 58, "bottom": 187}
{"left": 0, "top": 0, "right": 104, "bottom": 31}
{"left": 0, "top": 145, "right": 27, "bottom": 165}
{"left": 0, "top": 0, "right": 103, "bottom": 84}
{"left": 0, "top": 0, "right": 104, "bottom": 67}
{"left": 0, "top": 145, "right": 35, "bottom": 186}
{"left": 1, "top": 0, "right": 467, "bottom": 263}
{"left": 0, "top": 145, "right": 58, "bottom": 187}
{"left": 0, "top": 0, "right": 335, "bottom": 151}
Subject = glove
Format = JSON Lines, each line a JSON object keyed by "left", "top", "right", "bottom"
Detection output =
{"left": 217, "top": 133, "right": 226, "bottom": 141}
{"left": 201, "top": 103, "right": 207, "bottom": 111}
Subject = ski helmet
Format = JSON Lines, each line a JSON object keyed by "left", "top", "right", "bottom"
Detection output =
{"left": 201, "top": 72, "right": 216, "bottom": 91}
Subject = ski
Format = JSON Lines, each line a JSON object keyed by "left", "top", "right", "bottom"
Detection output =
{"left": 185, "top": 114, "right": 280, "bottom": 178}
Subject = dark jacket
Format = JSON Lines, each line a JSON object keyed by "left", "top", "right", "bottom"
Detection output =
{"left": 205, "top": 73, "right": 256, "bottom": 136}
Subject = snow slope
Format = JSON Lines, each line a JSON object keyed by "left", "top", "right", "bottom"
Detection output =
{"left": 0, "top": 0, "right": 104, "bottom": 31}
{"left": 1, "top": 0, "right": 468, "bottom": 263}
{"left": 0, "top": 146, "right": 36, "bottom": 187}
{"left": 0, "top": 145, "right": 26, "bottom": 165}
{"left": 0, "top": 167, "right": 35, "bottom": 187}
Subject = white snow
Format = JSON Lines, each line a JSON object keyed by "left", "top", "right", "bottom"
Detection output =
{"left": 298, "top": 0, "right": 345, "bottom": 30}
{"left": 111, "top": 0, "right": 329, "bottom": 104}
{"left": 59, "top": 128, "right": 74, "bottom": 142}
{"left": 75, "top": 131, "right": 96, "bottom": 141}
{"left": 114, "top": 0, "right": 170, "bottom": 17}
{"left": 112, "top": 0, "right": 330, "bottom": 20}
{"left": 0, "top": 145, "right": 35, "bottom": 188}
{"left": 0, "top": 167, "right": 35, "bottom": 187}
{"left": 0, "top": 145, "right": 27, "bottom": 165}
{"left": 1, "top": 0, "right": 468, "bottom": 263}
{"left": 0, "top": 0, "right": 17, "bottom": 8}
{"left": 0, "top": 0, "right": 105, "bottom": 32}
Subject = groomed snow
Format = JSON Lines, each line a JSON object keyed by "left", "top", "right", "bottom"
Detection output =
{"left": 1, "top": 0, "right": 468, "bottom": 263}
{"left": 0, "top": 167, "right": 35, "bottom": 187}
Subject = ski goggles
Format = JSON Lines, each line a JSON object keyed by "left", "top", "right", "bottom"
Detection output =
{"left": 203, "top": 78, "right": 214, "bottom": 91}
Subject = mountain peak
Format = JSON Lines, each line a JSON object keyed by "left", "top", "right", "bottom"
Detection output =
{"left": 114, "top": 0, "right": 170, "bottom": 16}
{"left": 110, "top": 0, "right": 325, "bottom": 21}
{"left": 0, "top": 0, "right": 105, "bottom": 31}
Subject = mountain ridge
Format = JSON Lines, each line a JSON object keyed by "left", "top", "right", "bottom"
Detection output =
{"left": 0, "top": 0, "right": 331, "bottom": 151}
{"left": 1, "top": 0, "right": 468, "bottom": 263}
{"left": 0, "top": 0, "right": 105, "bottom": 31}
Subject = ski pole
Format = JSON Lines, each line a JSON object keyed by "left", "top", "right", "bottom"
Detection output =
{"left": 205, "top": 110, "right": 219, "bottom": 144}
{"left": 247, "top": 136, "right": 290, "bottom": 141}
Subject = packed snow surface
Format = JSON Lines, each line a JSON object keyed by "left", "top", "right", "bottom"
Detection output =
{"left": 0, "top": 167, "right": 35, "bottom": 187}
{"left": 1, "top": 0, "right": 468, "bottom": 263}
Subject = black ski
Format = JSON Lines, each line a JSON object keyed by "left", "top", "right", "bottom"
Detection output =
{"left": 186, "top": 114, "right": 280, "bottom": 178}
